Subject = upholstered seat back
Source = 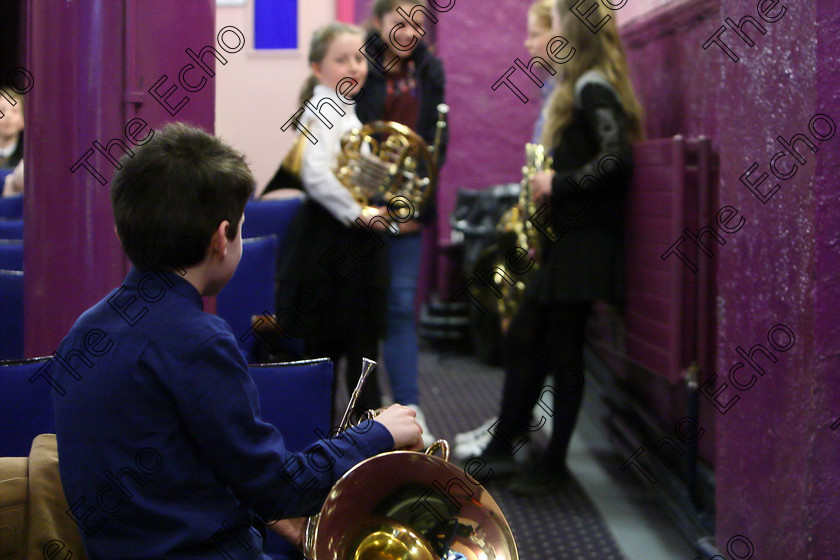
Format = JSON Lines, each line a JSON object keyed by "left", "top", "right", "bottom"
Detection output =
{"left": 0, "top": 434, "right": 88, "bottom": 560}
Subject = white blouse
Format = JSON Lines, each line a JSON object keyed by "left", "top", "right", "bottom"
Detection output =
{"left": 299, "top": 84, "right": 363, "bottom": 225}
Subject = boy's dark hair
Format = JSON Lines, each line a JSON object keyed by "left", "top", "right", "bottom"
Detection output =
{"left": 111, "top": 122, "right": 254, "bottom": 270}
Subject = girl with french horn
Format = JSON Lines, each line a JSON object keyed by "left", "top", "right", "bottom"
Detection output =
{"left": 275, "top": 23, "right": 397, "bottom": 416}
{"left": 463, "top": 0, "right": 644, "bottom": 494}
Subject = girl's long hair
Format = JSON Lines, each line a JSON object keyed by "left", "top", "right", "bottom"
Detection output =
{"left": 299, "top": 22, "right": 366, "bottom": 105}
{"left": 541, "top": 0, "right": 644, "bottom": 147}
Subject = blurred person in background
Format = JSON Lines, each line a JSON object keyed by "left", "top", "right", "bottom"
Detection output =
{"left": 355, "top": 0, "right": 448, "bottom": 446}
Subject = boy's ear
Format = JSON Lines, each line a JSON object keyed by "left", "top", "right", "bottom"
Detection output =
{"left": 212, "top": 220, "right": 231, "bottom": 258}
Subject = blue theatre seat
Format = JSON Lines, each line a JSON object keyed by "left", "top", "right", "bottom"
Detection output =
{"left": 248, "top": 358, "right": 334, "bottom": 560}
{"left": 0, "top": 356, "right": 333, "bottom": 559}
{"left": 0, "top": 194, "right": 23, "bottom": 219}
{"left": 0, "top": 357, "right": 55, "bottom": 457}
{"left": 217, "top": 235, "right": 279, "bottom": 362}
{"left": 243, "top": 197, "right": 303, "bottom": 251}
{"left": 0, "top": 240, "right": 23, "bottom": 270}
{"left": 0, "top": 218, "right": 23, "bottom": 240}
{"left": 0, "top": 270, "right": 23, "bottom": 360}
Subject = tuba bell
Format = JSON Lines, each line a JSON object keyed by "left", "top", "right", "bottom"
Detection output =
{"left": 303, "top": 359, "right": 518, "bottom": 560}
{"left": 335, "top": 104, "right": 448, "bottom": 217}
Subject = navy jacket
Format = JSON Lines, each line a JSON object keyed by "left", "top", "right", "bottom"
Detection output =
{"left": 51, "top": 267, "right": 393, "bottom": 560}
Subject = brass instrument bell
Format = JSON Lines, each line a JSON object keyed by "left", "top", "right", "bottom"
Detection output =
{"left": 306, "top": 441, "right": 518, "bottom": 560}
{"left": 335, "top": 105, "right": 448, "bottom": 217}
{"left": 303, "top": 358, "right": 517, "bottom": 560}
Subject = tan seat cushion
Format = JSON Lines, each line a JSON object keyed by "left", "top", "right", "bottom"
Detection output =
{"left": 26, "top": 434, "right": 87, "bottom": 560}
{"left": 0, "top": 457, "right": 28, "bottom": 560}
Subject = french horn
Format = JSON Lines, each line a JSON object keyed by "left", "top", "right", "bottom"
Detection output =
{"left": 335, "top": 104, "right": 448, "bottom": 217}
{"left": 303, "top": 359, "right": 518, "bottom": 560}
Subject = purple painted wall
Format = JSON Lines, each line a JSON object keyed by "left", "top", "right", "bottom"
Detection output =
{"left": 811, "top": 1, "right": 840, "bottom": 552}
{"left": 622, "top": 0, "right": 840, "bottom": 555}
{"left": 433, "top": 1, "right": 543, "bottom": 240}
{"left": 25, "top": 0, "right": 217, "bottom": 356}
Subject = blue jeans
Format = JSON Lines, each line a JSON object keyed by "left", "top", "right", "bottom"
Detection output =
{"left": 384, "top": 234, "right": 422, "bottom": 405}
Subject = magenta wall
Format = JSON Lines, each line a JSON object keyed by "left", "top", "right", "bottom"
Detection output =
{"left": 357, "top": 0, "right": 840, "bottom": 554}
{"left": 349, "top": 3, "right": 840, "bottom": 551}
{"left": 432, "top": 1, "right": 543, "bottom": 241}
{"left": 811, "top": 0, "right": 840, "bottom": 552}
{"left": 622, "top": 0, "right": 840, "bottom": 555}
{"left": 25, "top": 0, "right": 217, "bottom": 356}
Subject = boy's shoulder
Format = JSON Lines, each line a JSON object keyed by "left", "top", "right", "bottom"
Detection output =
{"left": 67, "top": 270, "right": 235, "bottom": 363}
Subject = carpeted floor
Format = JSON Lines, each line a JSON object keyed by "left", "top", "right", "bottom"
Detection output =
{"left": 410, "top": 350, "right": 627, "bottom": 560}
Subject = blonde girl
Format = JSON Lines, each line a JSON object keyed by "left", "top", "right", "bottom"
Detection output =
{"left": 276, "top": 23, "right": 394, "bottom": 416}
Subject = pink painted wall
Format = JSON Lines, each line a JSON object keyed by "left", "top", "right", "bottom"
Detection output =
{"left": 616, "top": 0, "right": 677, "bottom": 24}
{"left": 215, "top": 0, "right": 338, "bottom": 193}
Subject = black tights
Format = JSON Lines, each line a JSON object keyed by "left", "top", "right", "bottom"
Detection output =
{"left": 489, "top": 298, "right": 593, "bottom": 466}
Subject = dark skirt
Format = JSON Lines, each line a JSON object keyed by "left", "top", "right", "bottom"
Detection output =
{"left": 275, "top": 200, "right": 390, "bottom": 344}
{"left": 528, "top": 225, "right": 624, "bottom": 305}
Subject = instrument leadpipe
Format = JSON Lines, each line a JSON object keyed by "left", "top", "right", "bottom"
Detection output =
{"left": 429, "top": 103, "right": 449, "bottom": 172}
{"left": 304, "top": 357, "right": 378, "bottom": 559}
{"left": 338, "top": 357, "right": 377, "bottom": 430}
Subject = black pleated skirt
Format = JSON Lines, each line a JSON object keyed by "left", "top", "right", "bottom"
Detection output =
{"left": 275, "top": 200, "right": 390, "bottom": 343}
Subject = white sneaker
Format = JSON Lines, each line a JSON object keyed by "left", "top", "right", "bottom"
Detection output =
{"left": 531, "top": 399, "right": 553, "bottom": 439}
{"left": 453, "top": 430, "right": 492, "bottom": 461}
{"left": 406, "top": 404, "right": 437, "bottom": 448}
{"left": 453, "top": 426, "right": 531, "bottom": 464}
{"left": 454, "top": 417, "right": 498, "bottom": 445}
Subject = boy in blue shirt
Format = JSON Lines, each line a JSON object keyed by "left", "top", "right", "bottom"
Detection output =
{"left": 50, "top": 123, "right": 423, "bottom": 559}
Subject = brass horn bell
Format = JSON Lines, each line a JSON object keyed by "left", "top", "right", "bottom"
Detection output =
{"left": 335, "top": 104, "right": 447, "bottom": 218}
{"left": 303, "top": 359, "right": 516, "bottom": 560}
{"left": 305, "top": 441, "right": 518, "bottom": 560}
{"left": 336, "top": 121, "right": 436, "bottom": 214}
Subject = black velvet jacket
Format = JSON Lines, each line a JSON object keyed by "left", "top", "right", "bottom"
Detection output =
{"left": 530, "top": 73, "right": 634, "bottom": 304}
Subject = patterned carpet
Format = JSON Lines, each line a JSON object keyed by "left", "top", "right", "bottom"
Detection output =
{"left": 400, "top": 350, "right": 628, "bottom": 560}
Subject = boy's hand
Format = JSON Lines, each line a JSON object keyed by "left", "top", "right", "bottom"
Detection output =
{"left": 268, "top": 517, "right": 307, "bottom": 550}
{"left": 375, "top": 404, "right": 424, "bottom": 451}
